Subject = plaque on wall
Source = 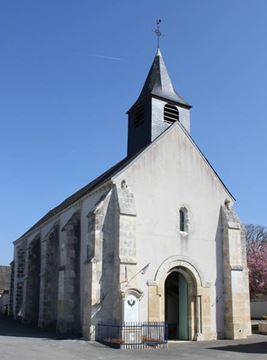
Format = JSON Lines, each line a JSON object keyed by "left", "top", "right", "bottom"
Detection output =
{"left": 124, "top": 294, "right": 139, "bottom": 323}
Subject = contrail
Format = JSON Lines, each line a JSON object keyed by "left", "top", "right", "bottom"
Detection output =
{"left": 87, "top": 54, "right": 122, "bottom": 61}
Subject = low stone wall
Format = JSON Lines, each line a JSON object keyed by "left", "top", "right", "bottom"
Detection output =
{"left": 259, "top": 323, "right": 267, "bottom": 334}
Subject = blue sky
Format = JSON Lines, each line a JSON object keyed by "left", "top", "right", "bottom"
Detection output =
{"left": 1, "top": 0, "right": 267, "bottom": 265}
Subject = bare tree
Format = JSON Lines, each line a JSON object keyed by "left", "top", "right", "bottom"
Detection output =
{"left": 245, "top": 224, "right": 267, "bottom": 243}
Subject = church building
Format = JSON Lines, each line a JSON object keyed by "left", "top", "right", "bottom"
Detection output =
{"left": 10, "top": 48, "right": 251, "bottom": 341}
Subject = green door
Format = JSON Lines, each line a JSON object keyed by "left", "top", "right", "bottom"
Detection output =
{"left": 178, "top": 273, "right": 188, "bottom": 340}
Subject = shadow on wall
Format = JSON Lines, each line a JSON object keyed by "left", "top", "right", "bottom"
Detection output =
{"left": 99, "top": 190, "right": 120, "bottom": 323}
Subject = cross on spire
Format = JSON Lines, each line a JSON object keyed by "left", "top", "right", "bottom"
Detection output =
{"left": 153, "top": 19, "right": 163, "bottom": 49}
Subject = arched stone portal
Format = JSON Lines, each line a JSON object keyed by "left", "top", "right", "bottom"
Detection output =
{"left": 148, "top": 256, "right": 214, "bottom": 341}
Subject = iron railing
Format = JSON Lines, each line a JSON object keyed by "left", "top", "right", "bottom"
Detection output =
{"left": 95, "top": 322, "right": 168, "bottom": 349}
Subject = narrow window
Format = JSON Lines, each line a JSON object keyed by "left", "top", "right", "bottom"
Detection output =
{"left": 179, "top": 209, "right": 185, "bottom": 231}
{"left": 164, "top": 104, "right": 179, "bottom": 124}
{"left": 179, "top": 208, "right": 188, "bottom": 232}
{"left": 134, "top": 104, "right": 144, "bottom": 128}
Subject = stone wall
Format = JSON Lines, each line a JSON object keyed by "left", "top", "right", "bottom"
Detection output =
{"left": 39, "top": 224, "right": 59, "bottom": 329}
{"left": 222, "top": 202, "right": 251, "bottom": 339}
{"left": 147, "top": 256, "right": 215, "bottom": 341}
{"left": 81, "top": 183, "right": 137, "bottom": 339}
{"left": 85, "top": 189, "right": 118, "bottom": 339}
{"left": 24, "top": 236, "right": 41, "bottom": 325}
{"left": 12, "top": 185, "right": 113, "bottom": 338}
{"left": 116, "top": 181, "right": 138, "bottom": 323}
{"left": 0, "top": 290, "right": 9, "bottom": 315}
{"left": 0, "top": 265, "right": 11, "bottom": 291}
{"left": 14, "top": 240, "right": 26, "bottom": 318}
{"left": 57, "top": 212, "right": 81, "bottom": 335}
{"left": 0, "top": 265, "right": 11, "bottom": 315}
{"left": 9, "top": 261, "right": 14, "bottom": 316}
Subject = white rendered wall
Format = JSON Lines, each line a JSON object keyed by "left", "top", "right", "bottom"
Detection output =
{"left": 113, "top": 122, "right": 233, "bottom": 335}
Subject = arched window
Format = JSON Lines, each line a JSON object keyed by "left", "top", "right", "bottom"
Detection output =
{"left": 179, "top": 207, "right": 188, "bottom": 232}
{"left": 164, "top": 104, "right": 179, "bottom": 124}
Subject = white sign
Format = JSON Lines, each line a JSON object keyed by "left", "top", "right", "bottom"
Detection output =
{"left": 124, "top": 294, "right": 139, "bottom": 323}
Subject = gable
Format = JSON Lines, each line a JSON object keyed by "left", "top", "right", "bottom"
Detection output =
{"left": 112, "top": 122, "right": 234, "bottom": 202}
{"left": 111, "top": 122, "right": 234, "bottom": 290}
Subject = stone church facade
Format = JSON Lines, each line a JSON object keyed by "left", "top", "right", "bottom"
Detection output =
{"left": 10, "top": 48, "right": 251, "bottom": 341}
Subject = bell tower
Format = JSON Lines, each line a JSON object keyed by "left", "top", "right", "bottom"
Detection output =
{"left": 127, "top": 48, "right": 191, "bottom": 157}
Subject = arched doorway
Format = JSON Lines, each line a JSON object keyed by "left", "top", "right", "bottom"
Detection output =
{"left": 165, "top": 270, "right": 188, "bottom": 340}
{"left": 152, "top": 256, "right": 211, "bottom": 341}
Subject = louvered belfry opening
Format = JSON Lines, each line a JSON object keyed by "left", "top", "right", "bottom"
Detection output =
{"left": 134, "top": 104, "right": 145, "bottom": 128}
{"left": 164, "top": 104, "right": 179, "bottom": 124}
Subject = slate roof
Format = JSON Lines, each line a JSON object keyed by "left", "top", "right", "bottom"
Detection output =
{"left": 17, "top": 153, "right": 139, "bottom": 241}
{"left": 0, "top": 266, "right": 11, "bottom": 291}
{"left": 135, "top": 48, "right": 191, "bottom": 108}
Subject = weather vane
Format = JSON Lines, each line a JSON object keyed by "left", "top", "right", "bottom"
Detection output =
{"left": 153, "top": 19, "right": 163, "bottom": 48}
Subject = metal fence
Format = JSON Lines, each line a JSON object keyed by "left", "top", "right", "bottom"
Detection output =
{"left": 95, "top": 322, "right": 168, "bottom": 349}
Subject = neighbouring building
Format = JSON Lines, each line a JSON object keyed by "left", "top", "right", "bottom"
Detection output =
{"left": 10, "top": 48, "right": 251, "bottom": 341}
{"left": 0, "top": 265, "right": 11, "bottom": 315}
{"left": 251, "top": 295, "right": 267, "bottom": 319}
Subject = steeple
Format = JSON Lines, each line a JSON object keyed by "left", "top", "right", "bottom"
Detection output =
{"left": 127, "top": 49, "right": 191, "bottom": 157}
{"left": 136, "top": 48, "right": 190, "bottom": 107}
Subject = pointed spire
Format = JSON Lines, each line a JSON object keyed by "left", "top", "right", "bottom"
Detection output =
{"left": 136, "top": 48, "right": 190, "bottom": 107}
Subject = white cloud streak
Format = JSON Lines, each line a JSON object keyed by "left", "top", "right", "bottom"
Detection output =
{"left": 87, "top": 54, "right": 122, "bottom": 61}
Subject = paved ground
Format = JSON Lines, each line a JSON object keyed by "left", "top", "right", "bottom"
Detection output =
{"left": 0, "top": 316, "right": 267, "bottom": 360}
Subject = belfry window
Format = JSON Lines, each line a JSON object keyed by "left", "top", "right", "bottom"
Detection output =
{"left": 179, "top": 207, "right": 188, "bottom": 232}
{"left": 164, "top": 104, "right": 179, "bottom": 124}
{"left": 134, "top": 104, "right": 144, "bottom": 128}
